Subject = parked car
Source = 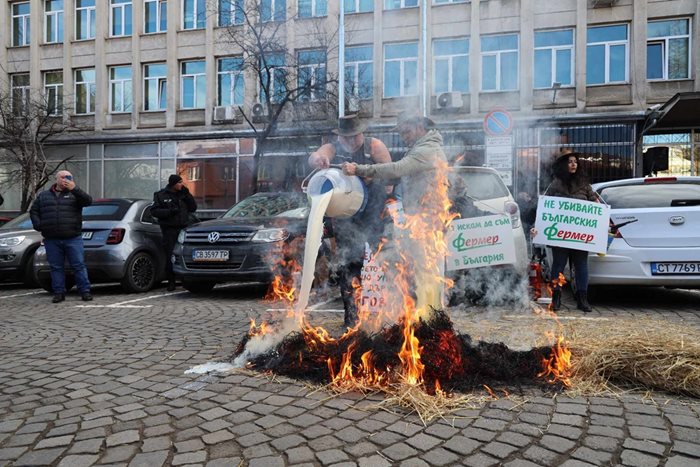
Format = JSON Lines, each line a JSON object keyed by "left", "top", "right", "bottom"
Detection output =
{"left": 587, "top": 176, "right": 700, "bottom": 288}
{"left": 0, "top": 216, "right": 12, "bottom": 227}
{"left": 34, "top": 199, "right": 168, "bottom": 293}
{"left": 0, "top": 213, "right": 43, "bottom": 286}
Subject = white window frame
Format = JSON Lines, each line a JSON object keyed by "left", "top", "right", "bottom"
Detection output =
{"left": 182, "top": 0, "right": 206, "bottom": 30}
{"left": 109, "top": 66, "right": 133, "bottom": 113}
{"left": 188, "top": 166, "right": 201, "bottom": 181}
{"left": 74, "top": 68, "right": 96, "bottom": 115}
{"left": 218, "top": 0, "right": 243, "bottom": 26}
{"left": 433, "top": 0, "right": 467, "bottom": 4}
{"left": 109, "top": 0, "right": 132, "bottom": 37}
{"left": 586, "top": 24, "right": 629, "bottom": 85}
{"left": 383, "top": 42, "right": 419, "bottom": 98}
{"left": 297, "top": 51, "right": 326, "bottom": 102}
{"left": 76, "top": 0, "right": 96, "bottom": 40}
{"left": 11, "top": 74, "right": 30, "bottom": 113}
{"left": 12, "top": 2, "right": 31, "bottom": 47}
{"left": 261, "top": 0, "right": 285, "bottom": 22}
{"left": 44, "top": 0, "right": 64, "bottom": 44}
{"left": 43, "top": 71, "right": 63, "bottom": 116}
{"left": 345, "top": 45, "right": 373, "bottom": 99}
{"left": 480, "top": 34, "right": 519, "bottom": 92}
{"left": 432, "top": 38, "right": 469, "bottom": 94}
{"left": 299, "top": 0, "right": 326, "bottom": 18}
{"left": 344, "top": 0, "right": 373, "bottom": 13}
{"left": 384, "top": 0, "right": 418, "bottom": 9}
{"left": 143, "top": 63, "right": 167, "bottom": 111}
{"left": 217, "top": 58, "right": 245, "bottom": 106}
{"left": 144, "top": 0, "right": 167, "bottom": 33}
{"left": 534, "top": 29, "right": 574, "bottom": 89}
{"left": 647, "top": 18, "right": 691, "bottom": 81}
{"left": 180, "top": 61, "right": 206, "bottom": 109}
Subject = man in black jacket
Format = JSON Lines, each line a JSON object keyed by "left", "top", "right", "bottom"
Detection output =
{"left": 30, "top": 171, "right": 93, "bottom": 303}
{"left": 152, "top": 174, "right": 197, "bottom": 291}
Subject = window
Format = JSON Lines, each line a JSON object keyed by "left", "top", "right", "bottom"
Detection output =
{"left": 219, "top": 0, "right": 243, "bottom": 26}
{"left": 181, "top": 61, "right": 206, "bottom": 109}
{"left": 12, "top": 2, "right": 31, "bottom": 47}
{"left": 261, "top": 53, "right": 287, "bottom": 103}
{"left": 586, "top": 24, "right": 628, "bottom": 85}
{"left": 433, "top": 38, "right": 469, "bottom": 94}
{"left": 45, "top": 0, "right": 64, "bottom": 43}
{"left": 534, "top": 29, "right": 574, "bottom": 89}
{"left": 183, "top": 0, "right": 206, "bottom": 29}
{"left": 481, "top": 33, "right": 518, "bottom": 91}
{"left": 110, "top": 0, "right": 132, "bottom": 37}
{"left": 217, "top": 57, "right": 244, "bottom": 106}
{"left": 299, "top": 0, "right": 326, "bottom": 18}
{"left": 345, "top": 45, "right": 373, "bottom": 99}
{"left": 433, "top": 0, "right": 467, "bottom": 3}
{"left": 384, "top": 42, "right": 418, "bottom": 98}
{"left": 144, "top": 0, "right": 167, "bottom": 33}
{"left": 76, "top": 0, "right": 96, "bottom": 40}
{"left": 75, "top": 68, "right": 96, "bottom": 114}
{"left": 11, "top": 74, "right": 30, "bottom": 114}
{"left": 261, "top": 0, "right": 285, "bottom": 22}
{"left": 188, "top": 166, "right": 201, "bottom": 181}
{"left": 647, "top": 19, "right": 690, "bottom": 81}
{"left": 297, "top": 50, "right": 326, "bottom": 102}
{"left": 144, "top": 63, "right": 167, "bottom": 111}
{"left": 109, "top": 66, "right": 133, "bottom": 113}
{"left": 44, "top": 71, "right": 63, "bottom": 115}
{"left": 344, "top": 0, "right": 372, "bottom": 13}
{"left": 384, "top": 0, "right": 418, "bottom": 9}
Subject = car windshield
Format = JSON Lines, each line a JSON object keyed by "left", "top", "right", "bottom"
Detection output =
{"left": 221, "top": 193, "right": 309, "bottom": 219}
{"left": 82, "top": 200, "right": 133, "bottom": 220}
{"left": 598, "top": 182, "right": 700, "bottom": 209}
{"left": 0, "top": 213, "right": 32, "bottom": 230}
{"left": 452, "top": 170, "right": 510, "bottom": 201}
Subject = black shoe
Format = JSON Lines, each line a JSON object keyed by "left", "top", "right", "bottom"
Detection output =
{"left": 576, "top": 292, "right": 592, "bottom": 313}
{"left": 81, "top": 293, "right": 93, "bottom": 302}
{"left": 52, "top": 294, "right": 65, "bottom": 303}
{"left": 167, "top": 281, "right": 176, "bottom": 292}
{"left": 551, "top": 289, "right": 562, "bottom": 311}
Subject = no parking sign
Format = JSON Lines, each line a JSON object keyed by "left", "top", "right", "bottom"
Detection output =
{"left": 484, "top": 109, "right": 514, "bottom": 185}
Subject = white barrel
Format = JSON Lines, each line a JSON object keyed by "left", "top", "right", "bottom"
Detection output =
{"left": 304, "top": 168, "right": 367, "bottom": 218}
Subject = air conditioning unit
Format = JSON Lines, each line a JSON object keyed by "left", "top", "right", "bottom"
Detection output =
{"left": 436, "top": 92, "right": 464, "bottom": 109}
{"left": 213, "top": 105, "right": 239, "bottom": 123}
{"left": 592, "top": 0, "right": 618, "bottom": 7}
{"left": 251, "top": 102, "right": 268, "bottom": 123}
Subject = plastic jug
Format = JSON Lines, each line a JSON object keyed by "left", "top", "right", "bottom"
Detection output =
{"left": 303, "top": 168, "right": 367, "bottom": 218}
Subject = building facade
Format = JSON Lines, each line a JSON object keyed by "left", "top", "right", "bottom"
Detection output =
{"left": 1, "top": 0, "right": 700, "bottom": 215}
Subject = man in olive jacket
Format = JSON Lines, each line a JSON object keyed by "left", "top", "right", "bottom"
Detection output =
{"left": 30, "top": 170, "right": 93, "bottom": 303}
{"left": 152, "top": 174, "right": 197, "bottom": 291}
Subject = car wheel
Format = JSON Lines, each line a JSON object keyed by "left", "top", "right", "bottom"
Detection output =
{"left": 183, "top": 281, "right": 216, "bottom": 294}
{"left": 22, "top": 249, "right": 39, "bottom": 287}
{"left": 39, "top": 276, "right": 75, "bottom": 293}
{"left": 121, "top": 252, "right": 157, "bottom": 293}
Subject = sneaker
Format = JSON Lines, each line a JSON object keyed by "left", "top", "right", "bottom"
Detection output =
{"left": 81, "top": 293, "right": 93, "bottom": 301}
{"left": 52, "top": 294, "right": 65, "bottom": 303}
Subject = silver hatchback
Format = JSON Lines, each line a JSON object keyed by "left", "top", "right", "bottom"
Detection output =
{"left": 0, "top": 213, "right": 43, "bottom": 286}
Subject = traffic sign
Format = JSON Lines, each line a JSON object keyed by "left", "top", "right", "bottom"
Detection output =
{"left": 483, "top": 109, "right": 513, "bottom": 137}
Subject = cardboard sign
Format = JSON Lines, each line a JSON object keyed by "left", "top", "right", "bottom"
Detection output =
{"left": 533, "top": 196, "right": 611, "bottom": 254}
{"left": 359, "top": 243, "right": 386, "bottom": 313}
{"left": 446, "top": 215, "right": 517, "bottom": 271}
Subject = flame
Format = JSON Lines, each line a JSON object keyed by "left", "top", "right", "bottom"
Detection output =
{"left": 248, "top": 318, "right": 270, "bottom": 337}
{"left": 538, "top": 333, "right": 572, "bottom": 387}
{"left": 483, "top": 384, "right": 498, "bottom": 399}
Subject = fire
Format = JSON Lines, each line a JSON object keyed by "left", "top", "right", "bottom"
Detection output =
{"left": 248, "top": 318, "right": 270, "bottom": 337}
{"left": 538, "top": 333, "right": 572, "bottom": 387}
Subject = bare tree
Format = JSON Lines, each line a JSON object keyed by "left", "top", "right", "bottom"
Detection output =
{"left": 217, "top": 0, "right": 339, "bottom": 192}
{"left": 0, "top": 81, "right": 83, "bottom": 212}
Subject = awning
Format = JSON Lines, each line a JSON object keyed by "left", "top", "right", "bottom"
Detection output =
{"left": 643, "top": 92, "right": 700, "bottom": 133}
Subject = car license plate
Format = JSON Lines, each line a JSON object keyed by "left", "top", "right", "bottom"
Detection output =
{"left": 82, "top": 232, "right": 92, "bottom": 240}
{"left": 651, "top": 262, "right": 700, "bottom": 275}
{"left": 193, "top": 249, "right": 229, "bottom": 262}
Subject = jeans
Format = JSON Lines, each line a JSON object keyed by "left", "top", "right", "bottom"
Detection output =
{"left": 44, "top": 236, "right": 91, "bottom": 294}
{"left": 160, "top": 226, "right": 181, "bottom": 281}
{"left": 550, "top": 247, "right": 589, "bottom": 293}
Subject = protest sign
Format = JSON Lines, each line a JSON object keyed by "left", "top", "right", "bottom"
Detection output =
{"left": 533, "top": 196, "right": 610, "bottom": 254}
{"left": 446, "top": 215, "right": 517, "bottom": 271}
{"left": 359, "top": 243, "right": 386, "bottom": 314}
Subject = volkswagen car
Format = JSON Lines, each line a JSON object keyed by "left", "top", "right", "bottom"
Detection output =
{"left": 0, "top": 213, "right": 43, "bottom": 286}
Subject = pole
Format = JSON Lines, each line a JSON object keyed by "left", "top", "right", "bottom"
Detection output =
{"left": 421, "top": 0, "right": 428, "bottom": 116}
{"left": 338, "top": 3, "right": 345, "bottom": 117}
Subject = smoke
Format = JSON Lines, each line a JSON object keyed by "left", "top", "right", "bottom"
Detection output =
{"left": 232, "top": 316, "right": 299, "bottom": 368}
{"left": 449, "top": 266, "right": 529, "bottom": 310}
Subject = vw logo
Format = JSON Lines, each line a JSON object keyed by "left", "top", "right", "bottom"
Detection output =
{"left": 669, "top": 216, "right": 685, "bottom": 225}
{"left": 208, "top": 232, "right": 221, "bottom": 243}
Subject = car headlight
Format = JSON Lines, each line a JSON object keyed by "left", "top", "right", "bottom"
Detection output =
{"left": 177, "top": 230, "right": 186, "bottom": 244}
{"left": 0, "top": 236, "right": 26, "bottom": 247}
{"left": 252, "top": 228, "right": 288, "bottom": 243}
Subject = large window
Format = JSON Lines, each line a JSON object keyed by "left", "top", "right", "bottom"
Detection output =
{"left": 434, "top": 0, "right": 467, "bottom": 3}
{"left": 44, "top": 71, "right": 63, "bottom": 116}
{"left": 45, "top": 0, "right": 64, "bottom": 43}
{"left": 144, "top": 0, "right": 167, "bottom": 33}
{"left": 183, "top": 0, "right": 206, "bottom": 29}
{"left": 647, "top": 18, "right": 690, "bottom": 81}
{"left": 481, "top": 34, "right": 518, "bottom": 91}
{"left": 345, "top": 45, "right": 373, "bottom": 99}
{"left": 181, "top": 61, "right": 206, "bottom": 109}
{"left": 11, "top": 74, "right": 30, "bottom": 114}
{"left": 384, "top": 0, "right": 418, "bottom": 8}
{"left": 110, "top": 0, "right": 132, "bottom": 37}
{"left": 75, "top": 68, "right": 96, "bottom": 114}
{"left": 217, "top": 57, "right": 245, "bottom": 106}
{"left": 261, "top": 0, "right": 285, "bottom": 22}
{"left": 261, "top": 53, "right": 286, "bottom": 103}
{"left": 76, "top": 0, "right": 96, "bottom": 40}
{"left": 143, "top": 63, "right": 167, "bottom": 111}
{"left": 219, "top": 0, "right": 243, "bottom": 26}
{"left": 433, "top": 38, "right": 469, "bottom": 94}
{"left": 299, "top": 0, "right": 326, "bottom": 18}
{"left": 109, "top": 66, "right": 133, "bottom": 113}
{"left": 297, "top": 50, "right": 326, "bottom": 102}
{"left": 534, "top": 29, "right": 574, "bottom": 89}
{"left": 586, "top": 24, "right": 628, "bottom": 85}
{"left": 344, "top": 0, "right": 372, "bottom": 13}
{"left": 384, "top": 42, "right": 418, "bottom": 98}
{"left": 12, "top": 2, "right": 31, "bottom": 47}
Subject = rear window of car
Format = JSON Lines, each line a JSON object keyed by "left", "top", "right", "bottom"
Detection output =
{"left": 221, "top": 193, "right": 309, "bottom": 219}
{"left": 452, "top": 170, "right": 510, "bottom": 201}
{"left": 598, "top": 182, "right": 700, "bottom": 209}
{"left": 82, "top": 200, "right": 133, "bottom": 220}
{"left": 0, "top": 213, "right": 32, "bottom": 230}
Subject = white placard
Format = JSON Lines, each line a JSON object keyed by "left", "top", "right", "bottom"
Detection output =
{"left": 486, "top": 135, "right": 513, "bottom": 185}
{"left": 446, "top": 215, "right": 517, "bottom": 271}
{"left": 533, "top": 196, "right": 611, "bottom": 254}
{"left": 359, "top": 243, "right": 385, "bottom": 313}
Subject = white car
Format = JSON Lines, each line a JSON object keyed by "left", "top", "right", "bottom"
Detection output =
{"left": 589, "top": 176, "right": 700, "bottom": 287}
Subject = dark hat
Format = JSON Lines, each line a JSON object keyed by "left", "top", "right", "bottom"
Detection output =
{"left": 332, "top": 114, "right": 366, "bottom": 137}
{"left": 168, "top": 174, "right": 183, "bottom": 187}
{"left": 553, "top": 148, "right": 578, "bottom": 164}
{"left": 393, "top": 110, "right": 436, "bottom": 131}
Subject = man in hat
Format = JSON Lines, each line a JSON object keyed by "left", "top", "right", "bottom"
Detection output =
{"left": 308, "top": 114, "right": 392, "bottom": 327}
{"left": 152, "top": 174, "right": 197, "bottom": 291}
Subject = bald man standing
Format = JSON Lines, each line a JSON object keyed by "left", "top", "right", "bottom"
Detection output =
{"left": 30, "top": 170, "right": 93, "bottom": 303}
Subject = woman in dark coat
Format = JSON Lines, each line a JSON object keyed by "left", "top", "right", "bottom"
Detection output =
{"left": 545, "top": 152, "right": 598, "bottom": 312}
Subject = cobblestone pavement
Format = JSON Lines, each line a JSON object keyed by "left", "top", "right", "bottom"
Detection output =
{"left": 1, "top": 282, "right": 700, "bottom": 467}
